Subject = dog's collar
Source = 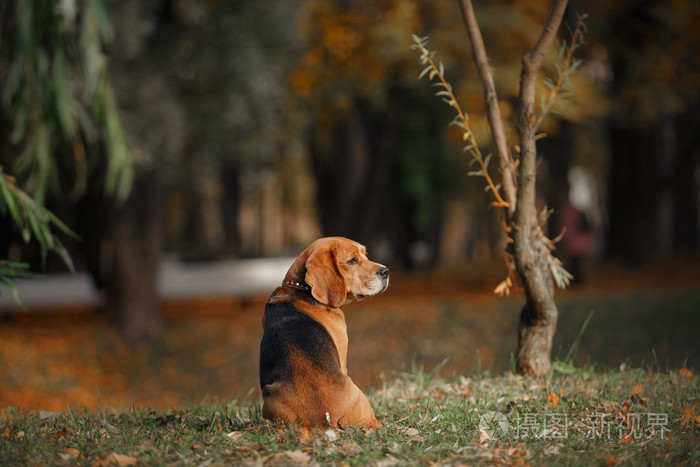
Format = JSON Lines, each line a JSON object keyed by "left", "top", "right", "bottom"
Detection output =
{"left": 282, "top": 280, "right": 311, "bottom": 293}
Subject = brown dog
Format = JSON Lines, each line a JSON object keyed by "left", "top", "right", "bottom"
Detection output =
{"left": 259, "top": 237, "right": 389, "bottom": 429}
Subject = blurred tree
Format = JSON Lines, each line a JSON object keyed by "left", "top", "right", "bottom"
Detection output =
{"left": 290, "top": 0, "right": 602, "bottom": 266}
{"left": 93, "top": 0, "right": 300, "bottom": 336}
{"left": 596, "top": 0, "right": 700, "bottom": 264}
{"left": 291, "top": 0, "right": 483, "bottom": 265}
{"left": 166, "top": 0, "right": 301, "bottom": 258}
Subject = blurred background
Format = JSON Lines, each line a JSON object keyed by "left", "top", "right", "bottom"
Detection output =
{"left": 0, "top": 0, "right": 698, "bottom": 412}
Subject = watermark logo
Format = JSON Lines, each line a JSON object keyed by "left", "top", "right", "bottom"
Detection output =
{"left": 476, "top": 411, "right": 670, "bottom": 441}
{"left": 479, "top": 411, "right": 509, "bottom": 439}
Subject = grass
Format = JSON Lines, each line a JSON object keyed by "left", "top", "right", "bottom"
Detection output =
{"left": 2, "top": 363, "right": 698, "bottom": 466}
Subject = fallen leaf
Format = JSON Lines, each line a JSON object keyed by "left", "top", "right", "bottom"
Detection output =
{"left": 285, "top": 450, "right": 311, "bottom": 464}
{"left": 605, "top": 455, "right": 619, "bottom": 466}
{"left": 297, "top": 425, "right": 313, "bottom": 443}
{"left": 401, "top": 427, "right": 419, "bottom": 437}
{"left": 632, "top": 384, "right": 644, "bottom": 396}
{"left": 52, "top": 427, "right": 70, "bottom": 441}
{"left": 60, "top": 448, "right": 80, "bottom": 460}
{"left": 225, "top": 431, "right": 245, "bottom": 441}
{"left": 619, "top": 435, "right": 634, "bottom": 443}
{"left": 91, "top": 454, "right": 138, "bottom": 467}
{"left": 112, "top": 454, "right": 138, "bottom": 467}
{"left": 680, "top": 404, "right": 699, "bottom": 429}
{"left": 679, "top": 368, "right": 693, "bottom": 379}
{"left": 342, "top": 442, "right": 361, "bottom": 452}
{"left": 547, "top": 391, "right": 560, "bottom": 407}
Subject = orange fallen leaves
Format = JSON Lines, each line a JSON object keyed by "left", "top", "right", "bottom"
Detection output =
{"left": 547, "top": 391, "right": 560, "bottom": 407}
{"left": 619, "top": 435, "right": 634, "bottom": 443}
{"left": 679, "top": 368, "right": 693, "bottom": 379}
{"left": 680, "top": 403, "right": 700, "bottom": 429}
{"left": 91, "top": 453, "right": 138, "bottom": 467}
{"left": 61, "top": 447, "right": 80, "bottom": 460}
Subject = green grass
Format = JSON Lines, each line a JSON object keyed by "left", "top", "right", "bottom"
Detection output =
{"left": 2, "top": 363, "right": 699, "bottom": 466}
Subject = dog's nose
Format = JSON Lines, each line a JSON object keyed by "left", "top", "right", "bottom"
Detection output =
{"left": 377, "top": 267, "right": 390, "bottom": 278}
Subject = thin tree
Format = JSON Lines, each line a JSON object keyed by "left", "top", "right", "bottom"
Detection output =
{"left": 414, "top": 0, "right": 585, "bottom": 375}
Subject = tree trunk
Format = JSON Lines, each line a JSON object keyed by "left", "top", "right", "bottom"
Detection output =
{"left": 110, "top": 171, "right": 164, "bottom": 340}
{"left": 459, "top": 0, "right": 567, "bottom": 375}
{"left": 512, "top": 0, "right": 568, "bottom": 376}
{"left": 513, "top": 227, "right": 558, "bottom": 375}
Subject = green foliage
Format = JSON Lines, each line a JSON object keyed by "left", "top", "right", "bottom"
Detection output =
{"left": 2, "top": 0, "right": 134, "bottom": 202}
{"left": 0, "top": 260, "right": 30, "bottom": 308}
{"left": 0, "top": 171, "right": 78, "bottom": 270}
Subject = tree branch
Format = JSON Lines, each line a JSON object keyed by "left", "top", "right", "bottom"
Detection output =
{"left": 516, "top": 0, "right": 568, "bottom": 230}
{"left": 458, "top": 0, "right": 517, "bottom": 217}
{"left": 519, "top": 0, "right": 569, "bottom": 129}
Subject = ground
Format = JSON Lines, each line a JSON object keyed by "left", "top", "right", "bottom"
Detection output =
{"left": 0, "top": 256, "right": 698, "bottom": 412}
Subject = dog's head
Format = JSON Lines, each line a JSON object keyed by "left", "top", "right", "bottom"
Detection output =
{"left": 283, "top": 237, "right": 390, "bottom": 308}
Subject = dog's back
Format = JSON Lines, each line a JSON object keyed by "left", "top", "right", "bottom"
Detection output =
{"left": 259, "top": 289, "right": 347, "bottom": 427}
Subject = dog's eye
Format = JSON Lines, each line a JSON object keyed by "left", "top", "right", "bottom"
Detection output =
{"left": 346, "top": 258, "right": 358, "bottom": 265}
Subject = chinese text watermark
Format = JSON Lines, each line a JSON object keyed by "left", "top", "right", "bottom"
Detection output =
{"left": 478, "top": 411, "right": 670, "bottom": 441}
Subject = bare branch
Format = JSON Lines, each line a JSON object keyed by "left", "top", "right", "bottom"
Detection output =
{"left": 458, "top": 0, "right": 517, "bottom": 217}
{"left": 519, "top": 0, "right": 569, "bottom": 122}
{"left": 516, "top": 0, "right": 568, "bottom": 227}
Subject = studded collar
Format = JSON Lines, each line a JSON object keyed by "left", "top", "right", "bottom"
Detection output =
{"left": 282, "top": 280, "right": 311, "bottom": 293}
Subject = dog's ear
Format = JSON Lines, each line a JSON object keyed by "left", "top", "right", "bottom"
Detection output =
{"left": 305, "top": 246, "right": 347, "bottom": 308}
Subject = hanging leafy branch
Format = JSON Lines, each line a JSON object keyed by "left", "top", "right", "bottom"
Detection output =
{"left": 411, "top": 35, "right": 508, "bottom": 209}
{"left": 2, "top": 0, "right": 134, "bottom": 203}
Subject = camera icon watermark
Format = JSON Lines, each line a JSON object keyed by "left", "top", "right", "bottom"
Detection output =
{"left": 479, "top": 411, "right": 510, "bottom": 439}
